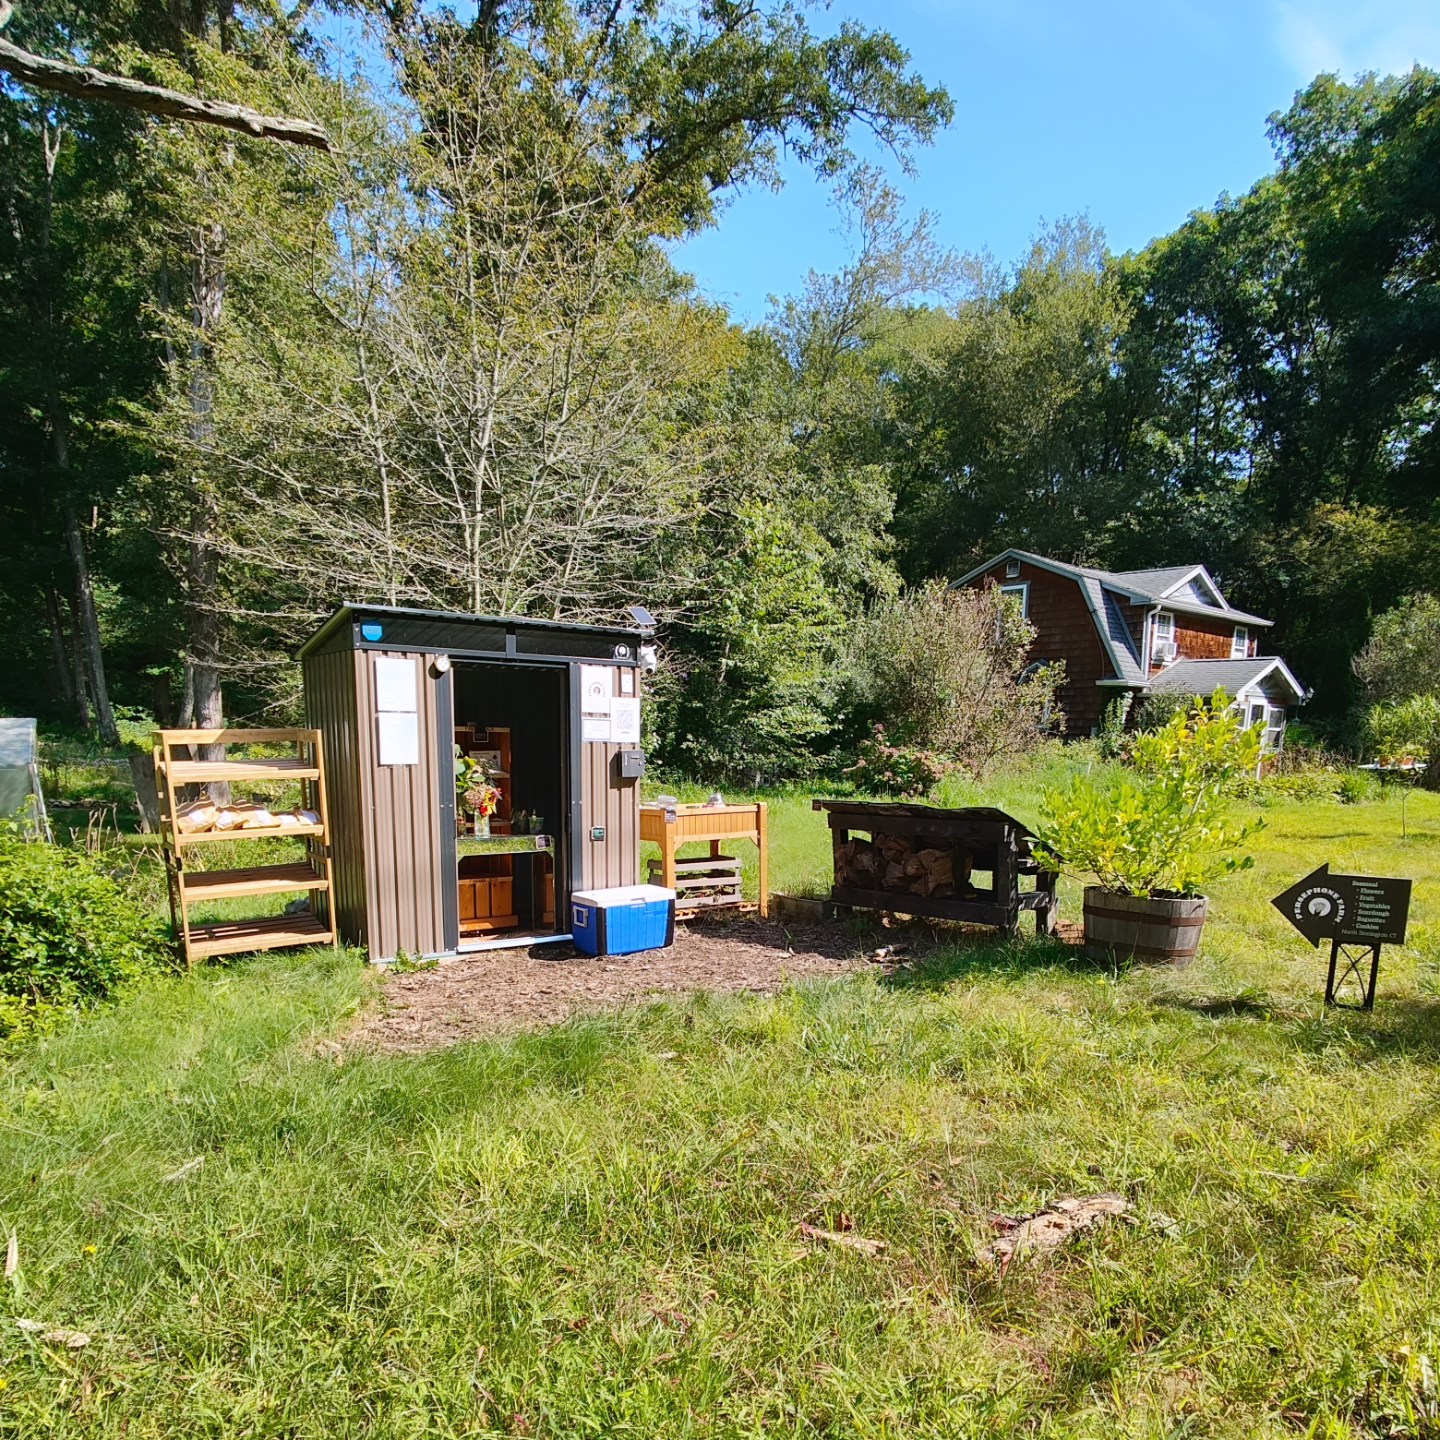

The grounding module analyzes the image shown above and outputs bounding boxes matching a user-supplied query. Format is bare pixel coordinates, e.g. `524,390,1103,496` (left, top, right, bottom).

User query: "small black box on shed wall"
617,749,646,780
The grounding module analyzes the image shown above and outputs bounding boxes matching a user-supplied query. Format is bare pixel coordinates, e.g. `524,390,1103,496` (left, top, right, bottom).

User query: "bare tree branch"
0,11,332,152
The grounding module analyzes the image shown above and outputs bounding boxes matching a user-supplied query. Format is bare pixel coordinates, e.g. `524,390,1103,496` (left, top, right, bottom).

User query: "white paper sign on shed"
374,656,420,766
374,656,418,712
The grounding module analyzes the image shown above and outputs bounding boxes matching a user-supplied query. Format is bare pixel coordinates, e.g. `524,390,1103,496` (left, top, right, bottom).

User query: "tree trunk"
62,500,117,740
55,400,163,832
178,660,195,729
62,498,161,830
67,593,92,726
43,585,86,729
24,111,159,828
186,221,231,804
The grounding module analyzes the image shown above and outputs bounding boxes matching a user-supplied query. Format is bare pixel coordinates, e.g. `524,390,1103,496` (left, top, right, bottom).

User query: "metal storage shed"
299,604,648,964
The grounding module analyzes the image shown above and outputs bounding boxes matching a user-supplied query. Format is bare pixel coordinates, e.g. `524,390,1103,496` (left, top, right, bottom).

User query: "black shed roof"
298,604,646,662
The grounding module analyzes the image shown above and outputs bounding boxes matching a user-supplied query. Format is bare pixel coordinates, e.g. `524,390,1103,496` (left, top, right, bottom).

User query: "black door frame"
437,655,572,954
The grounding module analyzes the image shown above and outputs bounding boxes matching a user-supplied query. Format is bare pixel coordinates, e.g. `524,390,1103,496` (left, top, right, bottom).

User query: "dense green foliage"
845,582,1064,780
2,5,1439,785
1366,695,1440,768
0,834,167,1038
1036,693,1264,897
1354,593,1440,781
1355,593,1440,704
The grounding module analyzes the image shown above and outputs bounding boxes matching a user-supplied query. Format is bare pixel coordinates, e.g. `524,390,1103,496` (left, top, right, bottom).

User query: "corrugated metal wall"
579,664,641,891
353,649,447,961
306,636,640,959
303,648,366,945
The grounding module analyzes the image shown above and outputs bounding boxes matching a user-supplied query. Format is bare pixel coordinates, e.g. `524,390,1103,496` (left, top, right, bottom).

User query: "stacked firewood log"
832,832,972,899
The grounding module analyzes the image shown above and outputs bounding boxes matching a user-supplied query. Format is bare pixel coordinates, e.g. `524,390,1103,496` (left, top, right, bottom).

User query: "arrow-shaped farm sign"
1272,863,1412,947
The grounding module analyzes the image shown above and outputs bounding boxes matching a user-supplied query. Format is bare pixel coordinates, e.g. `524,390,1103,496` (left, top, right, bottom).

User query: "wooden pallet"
648,853,743,907
154,728,337,966
676,902,761,921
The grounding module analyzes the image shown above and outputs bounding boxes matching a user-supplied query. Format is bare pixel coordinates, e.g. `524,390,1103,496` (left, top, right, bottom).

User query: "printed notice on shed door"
374,655,420,765
580,664,612,742
609,697,640,744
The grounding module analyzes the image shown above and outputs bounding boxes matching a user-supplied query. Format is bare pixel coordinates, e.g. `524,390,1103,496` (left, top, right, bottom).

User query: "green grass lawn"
3,770,1439,1436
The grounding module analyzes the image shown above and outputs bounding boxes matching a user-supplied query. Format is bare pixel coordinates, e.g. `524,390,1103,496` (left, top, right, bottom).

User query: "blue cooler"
571,884,676,956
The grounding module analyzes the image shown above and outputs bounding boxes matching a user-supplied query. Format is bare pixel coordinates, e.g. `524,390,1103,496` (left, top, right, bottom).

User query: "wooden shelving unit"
154,728,336,966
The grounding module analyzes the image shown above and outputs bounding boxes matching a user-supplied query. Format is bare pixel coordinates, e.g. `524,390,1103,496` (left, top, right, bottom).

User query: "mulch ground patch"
350,914,968,1051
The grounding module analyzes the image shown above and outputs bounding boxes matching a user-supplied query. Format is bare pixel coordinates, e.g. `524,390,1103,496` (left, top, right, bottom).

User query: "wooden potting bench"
641,801,768,918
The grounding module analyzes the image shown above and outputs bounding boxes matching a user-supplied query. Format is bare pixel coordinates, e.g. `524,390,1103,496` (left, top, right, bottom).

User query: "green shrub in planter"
1035,691,1263,898
0,834,168,1038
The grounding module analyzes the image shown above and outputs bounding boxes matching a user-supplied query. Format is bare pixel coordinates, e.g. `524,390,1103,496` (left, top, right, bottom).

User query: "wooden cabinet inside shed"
457,726,515,933
454,725,557,936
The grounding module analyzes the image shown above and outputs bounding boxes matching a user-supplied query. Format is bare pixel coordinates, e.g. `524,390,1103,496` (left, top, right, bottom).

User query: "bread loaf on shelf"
175,800,216,833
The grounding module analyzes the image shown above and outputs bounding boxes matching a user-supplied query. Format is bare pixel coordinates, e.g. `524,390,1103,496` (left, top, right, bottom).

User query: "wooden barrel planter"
1082,887,1208,966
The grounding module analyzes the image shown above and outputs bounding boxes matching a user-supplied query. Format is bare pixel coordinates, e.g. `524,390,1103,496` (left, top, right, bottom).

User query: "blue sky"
671,0,1440,323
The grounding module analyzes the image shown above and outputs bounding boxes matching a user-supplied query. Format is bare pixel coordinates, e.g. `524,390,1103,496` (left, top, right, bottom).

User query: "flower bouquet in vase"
463,777,503,837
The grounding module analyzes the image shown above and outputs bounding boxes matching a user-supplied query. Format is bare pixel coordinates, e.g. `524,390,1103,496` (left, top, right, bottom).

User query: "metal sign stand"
1325,939,1381,1011
1273,863,1411,1011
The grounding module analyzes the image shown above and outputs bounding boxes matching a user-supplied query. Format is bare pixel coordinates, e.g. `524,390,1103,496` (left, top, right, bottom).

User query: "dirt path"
350,915,947,1051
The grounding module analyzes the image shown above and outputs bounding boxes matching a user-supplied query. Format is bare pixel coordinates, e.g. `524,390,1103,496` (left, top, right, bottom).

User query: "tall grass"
2,779,1437,1434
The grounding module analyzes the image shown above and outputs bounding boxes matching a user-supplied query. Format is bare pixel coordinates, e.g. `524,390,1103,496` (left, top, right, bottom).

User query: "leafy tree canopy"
373,0,954,235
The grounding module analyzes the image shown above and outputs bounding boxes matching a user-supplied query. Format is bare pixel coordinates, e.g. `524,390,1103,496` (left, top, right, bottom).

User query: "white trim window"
999,581,1029,619
1150,611,1176,665
1005,558,1022,579
1241,699,1286,751
1264,704,1286,752
1231,625,1250,658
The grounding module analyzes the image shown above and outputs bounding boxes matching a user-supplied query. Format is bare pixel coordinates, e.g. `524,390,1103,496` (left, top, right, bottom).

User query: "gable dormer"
1166,569,1227,610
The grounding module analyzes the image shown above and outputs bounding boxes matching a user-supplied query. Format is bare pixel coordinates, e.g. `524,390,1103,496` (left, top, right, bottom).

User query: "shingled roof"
951,547,1296,701
1143,657,1306,702
953,549,1273,627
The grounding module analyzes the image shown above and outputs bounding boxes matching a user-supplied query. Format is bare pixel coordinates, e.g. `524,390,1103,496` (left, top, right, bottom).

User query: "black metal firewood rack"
813,800,1059,937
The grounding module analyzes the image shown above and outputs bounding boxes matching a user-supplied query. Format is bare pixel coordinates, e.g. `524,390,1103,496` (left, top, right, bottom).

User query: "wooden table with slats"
640,802,768,918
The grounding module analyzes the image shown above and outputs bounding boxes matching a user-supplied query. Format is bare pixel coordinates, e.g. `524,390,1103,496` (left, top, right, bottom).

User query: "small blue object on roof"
360,622,384,641
571,884,675,956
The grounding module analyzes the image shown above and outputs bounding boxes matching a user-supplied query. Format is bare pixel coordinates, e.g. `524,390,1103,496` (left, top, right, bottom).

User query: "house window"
999,582,1029,619
1005,558,1022,579
1150,611,1176,664
1231,626,1250,658
1264,705,1286,752
1245,701,1266,730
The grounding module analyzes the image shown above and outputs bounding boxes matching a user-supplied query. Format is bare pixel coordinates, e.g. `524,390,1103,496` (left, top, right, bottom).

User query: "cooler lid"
571,884,676,906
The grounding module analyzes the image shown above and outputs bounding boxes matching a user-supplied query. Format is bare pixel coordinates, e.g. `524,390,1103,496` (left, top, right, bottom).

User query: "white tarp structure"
0,718,51,838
